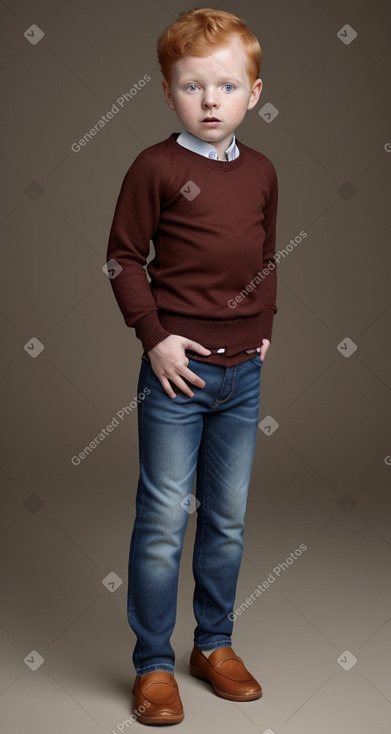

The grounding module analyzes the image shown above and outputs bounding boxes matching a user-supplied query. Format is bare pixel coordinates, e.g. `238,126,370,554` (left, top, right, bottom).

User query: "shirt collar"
176,129,239,161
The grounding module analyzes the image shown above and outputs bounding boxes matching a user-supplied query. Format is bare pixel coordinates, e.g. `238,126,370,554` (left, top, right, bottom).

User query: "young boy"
106,8,278,725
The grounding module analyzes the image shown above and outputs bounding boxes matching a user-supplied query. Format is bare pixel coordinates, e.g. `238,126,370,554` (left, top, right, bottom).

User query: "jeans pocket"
252,354,263,367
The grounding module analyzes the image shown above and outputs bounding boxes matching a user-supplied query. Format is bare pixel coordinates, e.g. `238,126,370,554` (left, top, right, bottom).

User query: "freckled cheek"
232,96,249,114
183,101,197,115
175,97,198,121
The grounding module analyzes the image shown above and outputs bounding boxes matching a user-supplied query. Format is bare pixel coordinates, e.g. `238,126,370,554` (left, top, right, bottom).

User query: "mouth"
201,117,222,127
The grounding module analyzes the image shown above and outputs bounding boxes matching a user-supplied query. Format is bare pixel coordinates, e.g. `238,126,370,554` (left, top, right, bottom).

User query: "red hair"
157,8,262,87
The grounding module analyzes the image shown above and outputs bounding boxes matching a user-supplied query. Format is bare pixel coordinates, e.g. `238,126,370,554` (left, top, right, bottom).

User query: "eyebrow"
179,77,239,85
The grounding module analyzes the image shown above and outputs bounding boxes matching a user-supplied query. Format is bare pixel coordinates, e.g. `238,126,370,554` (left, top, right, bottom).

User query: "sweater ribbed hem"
157,311,266,356
136,309,277,366
134,308,276,366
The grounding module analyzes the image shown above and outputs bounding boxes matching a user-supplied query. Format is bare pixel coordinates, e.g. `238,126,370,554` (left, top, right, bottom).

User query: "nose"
202,87,219,110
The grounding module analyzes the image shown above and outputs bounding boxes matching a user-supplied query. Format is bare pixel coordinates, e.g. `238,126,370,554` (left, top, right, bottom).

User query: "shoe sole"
189,665,262,702
132,683,184,724
134,711,184,725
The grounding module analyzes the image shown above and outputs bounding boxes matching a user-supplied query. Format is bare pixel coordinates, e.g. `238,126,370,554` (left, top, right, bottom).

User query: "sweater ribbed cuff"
261,308,276,343
134,312,172,353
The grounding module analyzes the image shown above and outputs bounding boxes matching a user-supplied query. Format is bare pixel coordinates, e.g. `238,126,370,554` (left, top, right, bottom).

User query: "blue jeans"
128,354,263,675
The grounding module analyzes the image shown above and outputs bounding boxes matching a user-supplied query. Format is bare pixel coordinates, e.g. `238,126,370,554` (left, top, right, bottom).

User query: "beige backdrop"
1,1,390,732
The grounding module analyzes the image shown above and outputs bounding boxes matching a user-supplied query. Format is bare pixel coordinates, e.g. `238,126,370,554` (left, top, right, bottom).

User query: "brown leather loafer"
189,646,262,701
132,671,184,724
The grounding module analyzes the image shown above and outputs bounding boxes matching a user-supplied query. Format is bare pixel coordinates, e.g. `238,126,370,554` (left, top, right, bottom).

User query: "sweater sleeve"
260,162,279,342
106,153,172,352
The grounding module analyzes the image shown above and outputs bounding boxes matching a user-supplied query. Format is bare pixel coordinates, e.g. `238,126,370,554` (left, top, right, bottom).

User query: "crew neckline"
169,132,243,171
176,128,239,161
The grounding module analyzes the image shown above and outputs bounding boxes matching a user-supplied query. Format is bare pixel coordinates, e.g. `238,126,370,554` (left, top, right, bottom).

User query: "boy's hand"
147,335,211,399
259,339,270,362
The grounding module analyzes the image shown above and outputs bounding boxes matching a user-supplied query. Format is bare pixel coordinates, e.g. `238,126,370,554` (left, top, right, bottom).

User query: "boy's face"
162,35,262,159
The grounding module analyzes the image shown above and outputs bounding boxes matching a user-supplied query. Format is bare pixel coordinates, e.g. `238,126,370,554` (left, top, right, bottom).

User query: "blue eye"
223,83,235,92
186,84,198,92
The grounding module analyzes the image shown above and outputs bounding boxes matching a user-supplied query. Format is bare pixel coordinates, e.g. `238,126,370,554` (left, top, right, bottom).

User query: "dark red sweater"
107,132,278,367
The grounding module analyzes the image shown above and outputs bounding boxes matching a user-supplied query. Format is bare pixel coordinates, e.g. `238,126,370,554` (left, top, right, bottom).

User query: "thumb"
184,339,211,355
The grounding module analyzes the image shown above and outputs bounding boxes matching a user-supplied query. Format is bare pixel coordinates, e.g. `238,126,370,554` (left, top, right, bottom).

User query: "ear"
247,78,263,110
162,80,176,111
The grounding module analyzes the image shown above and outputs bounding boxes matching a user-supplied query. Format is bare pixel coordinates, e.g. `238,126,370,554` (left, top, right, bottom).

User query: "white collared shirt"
176,129,240,161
